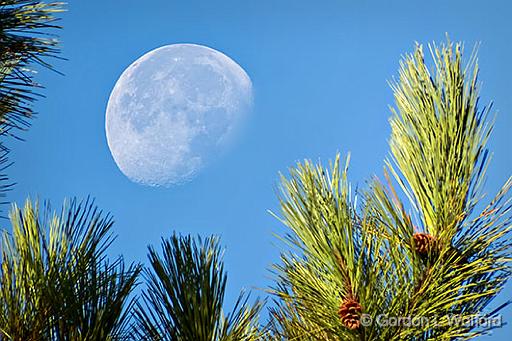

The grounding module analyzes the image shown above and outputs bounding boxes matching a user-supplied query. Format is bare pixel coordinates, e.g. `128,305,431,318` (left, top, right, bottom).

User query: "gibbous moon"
105,44,253,186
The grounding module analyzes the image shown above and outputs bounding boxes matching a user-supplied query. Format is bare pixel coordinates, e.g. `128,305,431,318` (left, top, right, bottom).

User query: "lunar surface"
105,44,253,186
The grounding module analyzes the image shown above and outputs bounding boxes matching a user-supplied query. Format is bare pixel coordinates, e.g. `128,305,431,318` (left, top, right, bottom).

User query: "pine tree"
0,199,141,340
0,1,63,210
132,233,263,341
0,3,142,340
268,40,512,340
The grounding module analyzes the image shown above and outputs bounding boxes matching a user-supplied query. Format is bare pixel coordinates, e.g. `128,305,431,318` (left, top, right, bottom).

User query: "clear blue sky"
7,0,512,338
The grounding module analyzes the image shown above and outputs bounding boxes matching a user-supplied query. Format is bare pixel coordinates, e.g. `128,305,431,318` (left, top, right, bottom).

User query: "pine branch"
269,39,512,341
132,233,263,341
0,198,141,340
0,1,63,213
268,155,413,340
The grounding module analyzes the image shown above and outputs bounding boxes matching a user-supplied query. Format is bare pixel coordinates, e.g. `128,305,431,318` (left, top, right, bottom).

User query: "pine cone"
338,298,362,330
413,232,437,256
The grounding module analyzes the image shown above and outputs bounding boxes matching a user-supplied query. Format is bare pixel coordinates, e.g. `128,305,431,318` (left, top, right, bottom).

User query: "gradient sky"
7,1,512,339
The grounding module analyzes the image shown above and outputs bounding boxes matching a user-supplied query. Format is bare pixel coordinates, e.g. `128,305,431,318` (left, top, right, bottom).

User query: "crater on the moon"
105,44,253,186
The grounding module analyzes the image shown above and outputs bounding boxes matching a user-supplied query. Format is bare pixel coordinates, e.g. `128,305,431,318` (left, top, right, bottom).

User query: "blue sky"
7,0,512,338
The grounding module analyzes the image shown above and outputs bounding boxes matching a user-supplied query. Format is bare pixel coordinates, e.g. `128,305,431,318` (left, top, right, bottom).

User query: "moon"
105,44,253,186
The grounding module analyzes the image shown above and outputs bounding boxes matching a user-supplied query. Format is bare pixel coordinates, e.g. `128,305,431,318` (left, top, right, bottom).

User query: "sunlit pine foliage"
268,40,512,340
0,198,141,340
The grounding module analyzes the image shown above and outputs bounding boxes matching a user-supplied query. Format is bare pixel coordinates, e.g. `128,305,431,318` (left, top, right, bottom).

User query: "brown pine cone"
338,298,362,330
413,232,437,256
